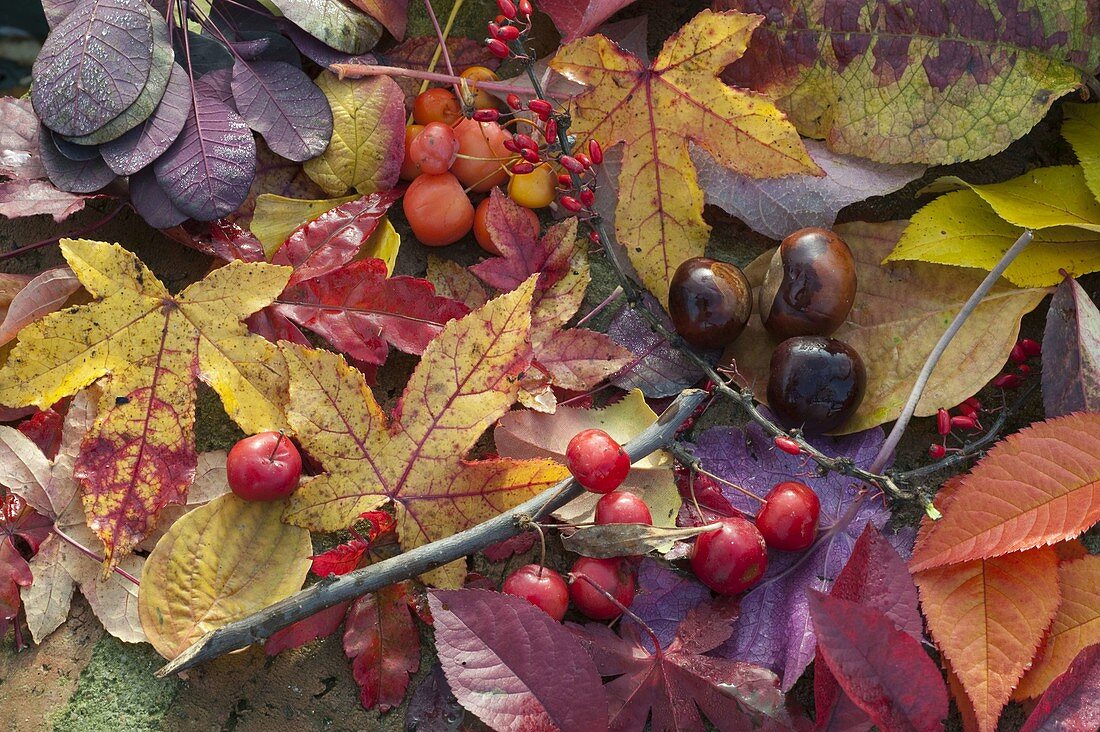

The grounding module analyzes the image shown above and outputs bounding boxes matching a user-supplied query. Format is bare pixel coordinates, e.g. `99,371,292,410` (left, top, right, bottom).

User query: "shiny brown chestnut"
668,257,752,350
759,227,856,340
766,336,866,434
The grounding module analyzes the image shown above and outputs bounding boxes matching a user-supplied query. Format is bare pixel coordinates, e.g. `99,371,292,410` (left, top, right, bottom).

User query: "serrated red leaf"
272,190,402,286
17,408,65,461
573,597,789,731
311,539,369,577
265,601,350,656
808,591,947,732
1020,643,1100,732
470,194,568,292
0,494,52,635
430,588,608,731
480,531,536,562
344,582,420,712
1042,275,1100,417
910,413,1100,572
275,258,469,365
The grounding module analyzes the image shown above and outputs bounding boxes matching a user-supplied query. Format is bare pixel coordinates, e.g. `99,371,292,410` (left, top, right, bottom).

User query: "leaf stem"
330,63,568,99
52,527,140,585
868,230,1033,475
0,204,125,261
421,0,461,100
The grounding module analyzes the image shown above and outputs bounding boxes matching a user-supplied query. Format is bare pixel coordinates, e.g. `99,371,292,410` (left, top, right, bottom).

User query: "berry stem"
268,430,285,462
869,229,1033,475
575,286,623,327
668,443,765,506
572,573,662,653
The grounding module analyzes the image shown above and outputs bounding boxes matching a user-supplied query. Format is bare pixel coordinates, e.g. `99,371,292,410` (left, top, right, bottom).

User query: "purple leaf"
1042,275,1100,417
42,0,82,27
0,98,46,180
1021,643,1100,732
622,558,710,652
692,140,924,241
608,293,711,397
129,166,188,229
193,69,236,109
236,32,302,66
32,0,158,138
38,126,115,194
264,600,349,655
101,63,192,176
537,0,641,43
183,32,234,77
154,94,257,221
406,662,467,732
270,0,383,55
231,60,333,162
281,21,377,68
49,132,99,161
0,179,93,222
691,422,910,690
430,588,608,731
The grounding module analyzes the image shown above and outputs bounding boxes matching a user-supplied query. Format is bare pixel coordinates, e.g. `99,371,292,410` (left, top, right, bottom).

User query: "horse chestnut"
767,336,866,433
759,227,856,340
668,257,752,350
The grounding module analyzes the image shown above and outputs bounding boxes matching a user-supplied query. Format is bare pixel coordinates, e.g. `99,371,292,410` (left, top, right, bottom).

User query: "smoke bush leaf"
231,60,333,162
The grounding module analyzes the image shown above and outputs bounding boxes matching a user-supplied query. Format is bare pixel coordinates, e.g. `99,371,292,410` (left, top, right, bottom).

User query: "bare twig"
868,230,1033,473
156,389,707,677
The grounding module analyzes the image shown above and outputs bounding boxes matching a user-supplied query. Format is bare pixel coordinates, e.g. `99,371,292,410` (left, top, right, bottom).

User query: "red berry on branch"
544,118,557,141
559,155,584,173
956,403,978,418
528,99,553,118
502,564,569,621
690,517,767,595
486,38,510,58
566,429,630,494
774,436,802,455
515,133,538,151
963,396,983,412
950,415,978,431
519,0,533,15
473,109,500,122
928,443,947,459
595,491,652,525
502,138,520,153
506,93,521,110
498,24,521,41
579,189,595,207
570,557,636,620
497,0,517,20
488,22,502,39
557,173,572,187
1019,338,1042,357
1009,343,1027,364
936,408,951,436
588,139,603,164
520,148,541,164
574,152,592,168
510,161,535,174
588,230,601,244
755,481,820,551
1018,363,1032,377
993,373,1022,389
560,195,583,212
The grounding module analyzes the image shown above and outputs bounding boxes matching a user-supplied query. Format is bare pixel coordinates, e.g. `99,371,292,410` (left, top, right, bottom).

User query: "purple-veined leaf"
38,126,115,194
344,583,420,711
49,132,99,161
0,180,93,222
407,662,467,732
42,0,82,27
232,32,301,66
430,588,608,731
129,166,189,229
101,62,192,176
231,60,333,162
692,140,924,241
0,98,46,181
182,32,234,77
623,558,711,652
537,0,640,43
1020,643,1100,732
272,190,401,285
31,0,156,138
0,267,81,346
269,0,383,55
608,293,712,397
193,68,236,108
154,93,257,221
690,421,912,690
1043,275,1100,417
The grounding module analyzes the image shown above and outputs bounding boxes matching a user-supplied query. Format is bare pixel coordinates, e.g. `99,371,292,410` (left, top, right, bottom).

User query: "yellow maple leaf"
551,9,819,304
0,239,291,571
282,277,569,587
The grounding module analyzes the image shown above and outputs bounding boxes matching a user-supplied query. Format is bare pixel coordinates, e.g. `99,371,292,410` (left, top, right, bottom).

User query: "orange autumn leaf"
914,548,1061,732
1015,554,1100,699
550,9,819,305
281,278,569,587
909,413,1100,572
0,240,290,572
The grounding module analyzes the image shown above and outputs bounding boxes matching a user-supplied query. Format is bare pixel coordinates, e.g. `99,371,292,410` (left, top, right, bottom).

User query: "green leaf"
251,193,358,258
889,189,1100,287
955,166,1100,232
1062,103,1100,202
718,0,1100,164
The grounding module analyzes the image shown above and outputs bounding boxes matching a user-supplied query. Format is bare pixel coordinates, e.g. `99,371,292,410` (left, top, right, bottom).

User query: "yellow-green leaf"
251,193,358,259
358,216,400,275
954,166,1100,232
281,278,569,587
889,188,1100,287
138,493,312,660
724,221,1047,433
303,72,405,197
550,9,818,306
0,239,291,569
1062,103,1100,202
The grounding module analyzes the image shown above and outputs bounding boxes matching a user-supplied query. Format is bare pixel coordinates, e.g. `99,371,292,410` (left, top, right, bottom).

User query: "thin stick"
331,63,568,99
1,204,125,261
156,389,706,677
422,0,461,99
868,230,1033,474
53,528,140,585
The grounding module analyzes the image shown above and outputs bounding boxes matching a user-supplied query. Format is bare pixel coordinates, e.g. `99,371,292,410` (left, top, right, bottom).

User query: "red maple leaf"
572,597,793,731
0,493,51,641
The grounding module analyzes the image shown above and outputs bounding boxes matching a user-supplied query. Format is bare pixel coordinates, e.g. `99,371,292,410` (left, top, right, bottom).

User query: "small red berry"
950,415,978,431
528,99,553,118
574,153,592,168
588,230,601,244
1017,364,1032,377
928,443,947,459
227,432,302,501
956,403,978,418
544,118,557,141
497,0,517,19
486,38,510,58
515,133,538,151
518,0,533,15
502,138,520,153
579,189,595,207
473,109,500,122
559,155,584,173
560,195,583,212
595,491,652,525
1009,343,1028,364
755,481,820,552
994,373,1022,389
936,408,951,436
566,428,630,494
520,148,541,164
502,564,569,621
963,397,983,412
774,436,802,455
570,557,636,620
506,93,521,110
498,25,521,41
487,21,502,39
1019,338,1042,357
690,517,768,595
588,139,603,164
510,160,535,174
557,173,572,187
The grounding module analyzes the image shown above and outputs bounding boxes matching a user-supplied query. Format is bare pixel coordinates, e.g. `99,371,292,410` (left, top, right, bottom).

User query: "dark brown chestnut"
668,257,752,350
759,227,856,340
766,336,866,434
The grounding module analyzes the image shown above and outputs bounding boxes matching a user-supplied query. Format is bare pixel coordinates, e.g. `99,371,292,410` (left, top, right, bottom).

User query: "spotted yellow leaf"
0,239,290,571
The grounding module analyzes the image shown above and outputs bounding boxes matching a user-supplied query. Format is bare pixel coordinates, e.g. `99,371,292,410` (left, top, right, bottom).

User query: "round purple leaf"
101,62,192,176
50,132,100,162
154,94,257,221
39,126,115,194
129,166,188,229
231,60,333,162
